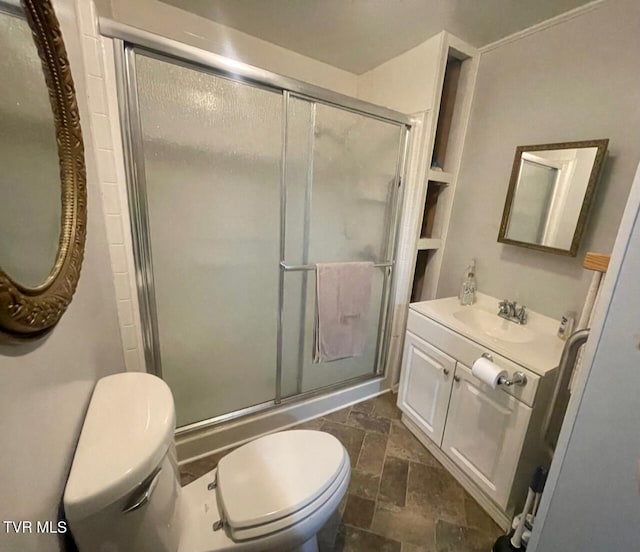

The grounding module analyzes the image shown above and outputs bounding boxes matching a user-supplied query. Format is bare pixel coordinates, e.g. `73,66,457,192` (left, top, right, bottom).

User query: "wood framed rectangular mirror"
498,139,608,256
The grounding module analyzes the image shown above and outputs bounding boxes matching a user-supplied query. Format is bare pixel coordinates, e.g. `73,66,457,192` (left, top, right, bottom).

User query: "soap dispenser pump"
459,258,477,306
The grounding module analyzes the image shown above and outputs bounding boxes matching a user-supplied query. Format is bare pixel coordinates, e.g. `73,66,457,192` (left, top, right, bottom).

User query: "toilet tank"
64,373,183,552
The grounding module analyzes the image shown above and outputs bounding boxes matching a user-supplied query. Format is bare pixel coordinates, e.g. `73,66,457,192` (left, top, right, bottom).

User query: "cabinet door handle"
453,375,461,383
443,368,450,376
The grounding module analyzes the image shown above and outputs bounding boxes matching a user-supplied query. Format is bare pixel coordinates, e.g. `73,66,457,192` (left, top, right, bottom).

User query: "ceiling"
160,0,594,74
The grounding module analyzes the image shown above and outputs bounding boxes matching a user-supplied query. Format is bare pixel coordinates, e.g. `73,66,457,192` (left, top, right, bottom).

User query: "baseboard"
402,414,511,531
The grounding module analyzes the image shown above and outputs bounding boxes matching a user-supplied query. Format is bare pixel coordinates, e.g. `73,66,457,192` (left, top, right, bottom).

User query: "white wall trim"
76,0,146,372
385,109,432,387
480,0,609,53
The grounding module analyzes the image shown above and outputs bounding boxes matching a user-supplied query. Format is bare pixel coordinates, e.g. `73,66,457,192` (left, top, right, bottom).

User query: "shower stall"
114,33,412,431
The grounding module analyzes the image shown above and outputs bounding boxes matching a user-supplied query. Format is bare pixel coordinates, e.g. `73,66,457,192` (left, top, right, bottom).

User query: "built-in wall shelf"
427,169,454,183
417,238,442,250
419,180,448,241
411,249,434,302
410,34,479,304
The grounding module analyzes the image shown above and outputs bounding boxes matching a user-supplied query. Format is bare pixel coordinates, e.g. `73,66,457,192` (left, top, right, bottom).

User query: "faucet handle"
517,305,527,324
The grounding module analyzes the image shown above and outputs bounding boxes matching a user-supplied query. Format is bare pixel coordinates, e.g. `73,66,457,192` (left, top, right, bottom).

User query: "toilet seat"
227,453,349,541
215,430,348,541
178,429,350,552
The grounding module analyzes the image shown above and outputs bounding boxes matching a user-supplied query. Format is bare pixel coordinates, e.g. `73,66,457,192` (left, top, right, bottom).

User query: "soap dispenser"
459,258,477,306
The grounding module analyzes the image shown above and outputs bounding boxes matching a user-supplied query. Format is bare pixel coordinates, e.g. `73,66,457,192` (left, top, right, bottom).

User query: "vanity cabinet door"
441,362,532,508
398,332,455,446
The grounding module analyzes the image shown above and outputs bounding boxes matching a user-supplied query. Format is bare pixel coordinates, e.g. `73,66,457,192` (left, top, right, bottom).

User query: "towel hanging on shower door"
313,262,374,363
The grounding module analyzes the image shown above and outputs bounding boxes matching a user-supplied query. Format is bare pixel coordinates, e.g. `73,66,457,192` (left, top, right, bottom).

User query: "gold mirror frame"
498,139,608,257
0,0,86,339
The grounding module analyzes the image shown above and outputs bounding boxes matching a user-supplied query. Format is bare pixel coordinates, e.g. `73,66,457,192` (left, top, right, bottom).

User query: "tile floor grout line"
352,430,366,469
366,431,388,539
404,461,411,511
376,415,393,507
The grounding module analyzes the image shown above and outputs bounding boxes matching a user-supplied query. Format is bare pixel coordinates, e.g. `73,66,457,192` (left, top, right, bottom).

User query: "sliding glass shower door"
121,46,409,429
281,97,404,397
133,54,282,426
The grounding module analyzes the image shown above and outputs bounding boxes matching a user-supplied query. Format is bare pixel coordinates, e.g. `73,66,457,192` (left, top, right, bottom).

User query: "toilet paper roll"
471,357,508,389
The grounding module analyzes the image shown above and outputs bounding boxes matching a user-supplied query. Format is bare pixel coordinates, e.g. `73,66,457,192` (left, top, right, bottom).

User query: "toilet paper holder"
481,353,528,387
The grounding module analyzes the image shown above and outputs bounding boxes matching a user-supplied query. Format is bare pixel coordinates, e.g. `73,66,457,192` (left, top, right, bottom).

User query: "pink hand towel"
313,262,374,363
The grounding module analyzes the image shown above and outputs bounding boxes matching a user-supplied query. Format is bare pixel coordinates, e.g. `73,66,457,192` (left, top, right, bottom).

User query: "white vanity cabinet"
399,332,455,446
397,300,559,529
441,362,532,508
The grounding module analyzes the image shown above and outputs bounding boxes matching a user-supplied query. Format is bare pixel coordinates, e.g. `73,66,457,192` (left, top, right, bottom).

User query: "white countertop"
410,293,565,376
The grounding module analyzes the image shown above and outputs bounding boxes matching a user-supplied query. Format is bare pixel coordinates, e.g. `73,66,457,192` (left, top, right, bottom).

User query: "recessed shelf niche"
420,181,448,239
411,250,434,302
431,57,462,173
410,36,479,304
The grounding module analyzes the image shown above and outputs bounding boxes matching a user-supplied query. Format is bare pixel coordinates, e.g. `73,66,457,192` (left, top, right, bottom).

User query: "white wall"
438,0,640,319
0,1,125,551
529,164,640,550
357,33,443,113
99,0,358,96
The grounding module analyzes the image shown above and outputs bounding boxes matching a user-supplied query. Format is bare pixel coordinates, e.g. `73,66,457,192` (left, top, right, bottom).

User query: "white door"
398,332,455,446
441,362,532,508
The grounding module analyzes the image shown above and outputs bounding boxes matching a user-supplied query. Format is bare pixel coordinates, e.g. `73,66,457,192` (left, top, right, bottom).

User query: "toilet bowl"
63,373,350,552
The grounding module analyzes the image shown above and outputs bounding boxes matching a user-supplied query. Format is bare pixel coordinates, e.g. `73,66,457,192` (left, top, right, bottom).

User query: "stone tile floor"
180,392,502,552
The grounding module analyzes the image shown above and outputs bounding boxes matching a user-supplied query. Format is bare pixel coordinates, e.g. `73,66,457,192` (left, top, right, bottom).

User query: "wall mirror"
498,139,608,256
0,0,86,339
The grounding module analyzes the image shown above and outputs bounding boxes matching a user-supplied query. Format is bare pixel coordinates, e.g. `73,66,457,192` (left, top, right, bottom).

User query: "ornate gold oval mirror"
0,0,86,339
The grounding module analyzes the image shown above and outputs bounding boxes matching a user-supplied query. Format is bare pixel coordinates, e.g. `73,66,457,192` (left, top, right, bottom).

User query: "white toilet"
64,373,350,552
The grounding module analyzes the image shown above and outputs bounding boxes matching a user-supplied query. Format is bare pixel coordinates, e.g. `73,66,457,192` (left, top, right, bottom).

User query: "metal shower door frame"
112,33,412,432
277,93,409,401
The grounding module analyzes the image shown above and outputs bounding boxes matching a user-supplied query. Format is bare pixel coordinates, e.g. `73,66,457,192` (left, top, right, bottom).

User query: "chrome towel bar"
280,261,394,272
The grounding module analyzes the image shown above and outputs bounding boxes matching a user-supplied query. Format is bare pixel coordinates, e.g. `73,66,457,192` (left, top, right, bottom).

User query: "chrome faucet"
498,300,527,325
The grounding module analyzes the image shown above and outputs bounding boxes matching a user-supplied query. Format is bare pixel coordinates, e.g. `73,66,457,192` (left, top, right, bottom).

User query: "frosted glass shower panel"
286,98,404,262
282,98,405,395
135,54,282,427
281,269,385,396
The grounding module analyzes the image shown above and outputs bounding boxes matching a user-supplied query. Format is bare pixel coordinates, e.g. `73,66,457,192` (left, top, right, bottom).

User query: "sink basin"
410,294,565,375
453,308,536,344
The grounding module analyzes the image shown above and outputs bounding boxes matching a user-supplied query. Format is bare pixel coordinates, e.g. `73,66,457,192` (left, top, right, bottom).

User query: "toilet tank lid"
64,373,175,521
